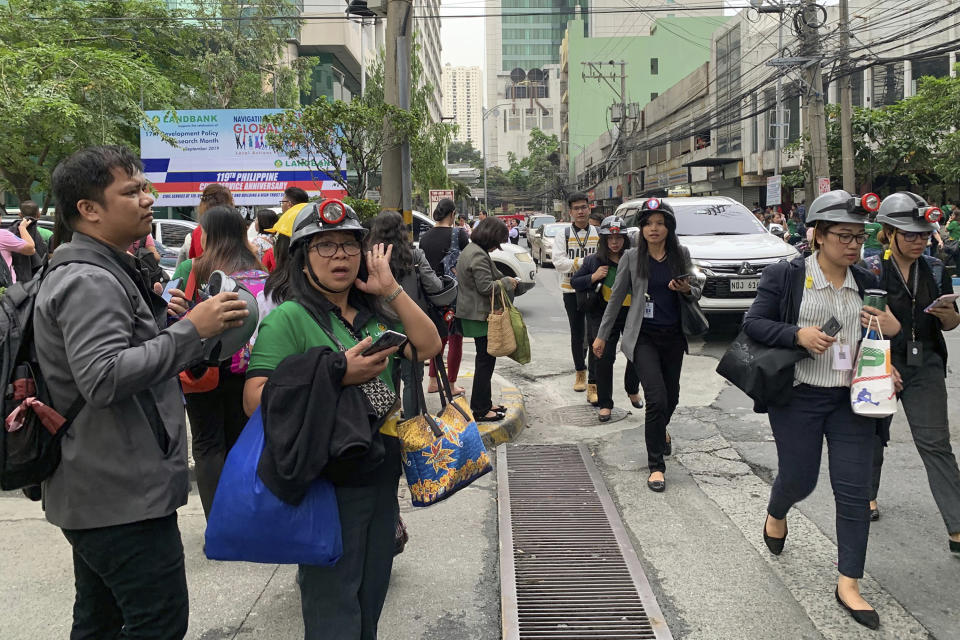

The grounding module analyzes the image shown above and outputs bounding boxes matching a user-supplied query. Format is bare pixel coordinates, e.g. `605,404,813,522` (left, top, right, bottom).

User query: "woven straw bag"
485,283,516,357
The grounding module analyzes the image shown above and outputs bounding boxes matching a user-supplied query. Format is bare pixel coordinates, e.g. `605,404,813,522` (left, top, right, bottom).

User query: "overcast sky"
439,4,486,69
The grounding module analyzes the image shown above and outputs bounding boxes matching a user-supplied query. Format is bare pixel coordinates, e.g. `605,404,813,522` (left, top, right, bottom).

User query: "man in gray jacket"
37,146,249,639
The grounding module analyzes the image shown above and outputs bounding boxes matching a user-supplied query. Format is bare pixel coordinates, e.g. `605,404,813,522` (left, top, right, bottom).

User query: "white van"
616,197,799,314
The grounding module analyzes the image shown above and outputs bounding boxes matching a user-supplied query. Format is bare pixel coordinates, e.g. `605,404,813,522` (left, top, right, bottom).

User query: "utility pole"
798,0,830,205
581,60,630,195
774,6,784,177
838,0,856,191
382,0,413,228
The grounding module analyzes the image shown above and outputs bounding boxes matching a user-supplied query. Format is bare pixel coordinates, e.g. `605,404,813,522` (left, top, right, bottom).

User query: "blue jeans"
767,385,875,578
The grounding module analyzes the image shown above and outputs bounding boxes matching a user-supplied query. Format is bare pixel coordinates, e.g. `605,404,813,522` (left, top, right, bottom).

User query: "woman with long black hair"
366,210,444,418
572,216,641,422
171,205,268,519
743,190,901,629
243,202,440,639
592,199,699,492
865,192,960,553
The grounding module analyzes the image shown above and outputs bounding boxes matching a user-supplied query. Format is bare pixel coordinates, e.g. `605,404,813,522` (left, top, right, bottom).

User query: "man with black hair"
552,192,600,396
36,145,250,639
282,186,309,213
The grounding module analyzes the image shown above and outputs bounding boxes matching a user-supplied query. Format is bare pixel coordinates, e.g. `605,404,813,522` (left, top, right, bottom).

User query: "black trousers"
184,370,248,519
588,308,640,410
298,449,402,640
767,385,875,579
631,327,685,473
61,513,189,640
563,293,595,379
871,352,960,533
471,335,498,416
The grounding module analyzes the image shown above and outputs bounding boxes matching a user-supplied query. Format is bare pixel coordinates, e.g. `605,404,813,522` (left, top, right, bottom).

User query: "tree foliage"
484,128,564,210
447,140,483,167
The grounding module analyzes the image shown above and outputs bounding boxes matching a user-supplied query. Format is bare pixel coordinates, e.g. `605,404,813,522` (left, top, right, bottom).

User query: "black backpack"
0,245,139,492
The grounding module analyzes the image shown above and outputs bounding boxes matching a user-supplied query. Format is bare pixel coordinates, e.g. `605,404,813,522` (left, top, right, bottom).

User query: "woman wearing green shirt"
242,201,441,640
571,216,643,422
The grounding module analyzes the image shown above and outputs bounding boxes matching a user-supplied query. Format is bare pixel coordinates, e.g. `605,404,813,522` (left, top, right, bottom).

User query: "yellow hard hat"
267,202,308,237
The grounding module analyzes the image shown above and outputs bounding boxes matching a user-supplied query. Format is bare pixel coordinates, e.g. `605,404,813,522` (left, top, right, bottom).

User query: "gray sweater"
596,245,701,360
35,234,203,529
454,243,515,321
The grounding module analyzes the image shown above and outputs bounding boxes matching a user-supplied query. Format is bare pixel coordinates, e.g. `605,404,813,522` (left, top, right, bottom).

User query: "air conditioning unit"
365,0,388,16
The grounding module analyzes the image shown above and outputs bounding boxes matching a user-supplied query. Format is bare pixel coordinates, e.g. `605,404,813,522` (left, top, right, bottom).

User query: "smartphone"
161,277,183,303
820,316,842,338
672,273,690,281
362,330,407,357
923,293,960,313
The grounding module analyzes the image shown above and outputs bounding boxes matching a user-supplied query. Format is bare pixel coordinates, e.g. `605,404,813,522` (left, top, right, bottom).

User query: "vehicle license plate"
730,278,760,292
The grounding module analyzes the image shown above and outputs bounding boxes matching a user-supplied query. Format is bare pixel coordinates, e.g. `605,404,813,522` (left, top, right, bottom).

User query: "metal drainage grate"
498,444,672,640
543,405,631,427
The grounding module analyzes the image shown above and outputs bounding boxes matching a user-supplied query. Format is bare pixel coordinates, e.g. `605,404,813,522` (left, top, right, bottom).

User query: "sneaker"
587,384,599,405
574,370,587,392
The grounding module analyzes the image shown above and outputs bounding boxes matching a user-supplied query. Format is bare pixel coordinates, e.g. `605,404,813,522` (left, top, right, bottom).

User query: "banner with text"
140,109,347,207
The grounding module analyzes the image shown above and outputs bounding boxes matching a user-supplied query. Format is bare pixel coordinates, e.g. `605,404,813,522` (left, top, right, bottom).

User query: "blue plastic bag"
204,407,342,565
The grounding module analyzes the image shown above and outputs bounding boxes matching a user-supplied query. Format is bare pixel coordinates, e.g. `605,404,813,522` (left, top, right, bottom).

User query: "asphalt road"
503,259,960,639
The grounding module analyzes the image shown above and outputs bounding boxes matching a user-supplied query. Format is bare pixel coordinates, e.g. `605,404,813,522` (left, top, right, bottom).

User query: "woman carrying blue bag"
240,201,441,640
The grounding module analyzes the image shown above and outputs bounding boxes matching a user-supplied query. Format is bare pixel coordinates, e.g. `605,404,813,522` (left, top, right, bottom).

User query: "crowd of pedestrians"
6,142,959,637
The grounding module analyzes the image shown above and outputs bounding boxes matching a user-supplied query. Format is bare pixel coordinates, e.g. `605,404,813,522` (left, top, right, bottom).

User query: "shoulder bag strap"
296,298,347,351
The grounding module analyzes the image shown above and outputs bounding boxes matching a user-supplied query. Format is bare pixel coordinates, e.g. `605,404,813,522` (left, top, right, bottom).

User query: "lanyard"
569,225,589,255
891,259,919,341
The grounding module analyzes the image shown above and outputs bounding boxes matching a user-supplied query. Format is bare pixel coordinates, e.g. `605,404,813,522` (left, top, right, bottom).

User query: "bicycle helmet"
200,270,259,364
267,202,308,238
289,199,367,248
806,190,879,225
876,192,942,233
599,216,625,235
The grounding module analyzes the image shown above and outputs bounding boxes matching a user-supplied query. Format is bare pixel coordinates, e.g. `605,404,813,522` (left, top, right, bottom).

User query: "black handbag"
679,295,709,336
716,331,809,410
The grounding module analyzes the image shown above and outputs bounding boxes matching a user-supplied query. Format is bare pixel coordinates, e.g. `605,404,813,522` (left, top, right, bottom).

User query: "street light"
481,106,501,214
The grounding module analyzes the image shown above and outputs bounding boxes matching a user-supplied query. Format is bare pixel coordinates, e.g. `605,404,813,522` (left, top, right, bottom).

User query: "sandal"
478,409,507,422
451,385,466,396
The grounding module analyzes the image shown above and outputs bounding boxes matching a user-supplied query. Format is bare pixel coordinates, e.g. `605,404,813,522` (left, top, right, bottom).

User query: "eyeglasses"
827,231,869,245
310,240,363,257
281,199,292,205
899,231,932,243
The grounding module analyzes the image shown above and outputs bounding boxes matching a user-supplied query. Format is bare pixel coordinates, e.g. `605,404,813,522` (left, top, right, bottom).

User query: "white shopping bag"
850,316,897,417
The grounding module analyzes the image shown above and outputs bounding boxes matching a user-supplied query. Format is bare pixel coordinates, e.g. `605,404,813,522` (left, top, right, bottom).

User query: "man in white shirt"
552,193,601,394
472,209,487,230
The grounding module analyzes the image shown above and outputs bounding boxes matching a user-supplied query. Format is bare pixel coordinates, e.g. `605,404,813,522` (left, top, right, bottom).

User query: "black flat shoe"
835,587,880,630
664,435,673,457
630,396,644,409
950,538,960,554
763,516,787,556
598,411,612,423
647,477,665,493
870,506,880,522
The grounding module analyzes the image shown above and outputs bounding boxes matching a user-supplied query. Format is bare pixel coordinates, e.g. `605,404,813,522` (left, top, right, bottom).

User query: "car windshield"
531,216,556,229
542,224,565,237
670,202,767,236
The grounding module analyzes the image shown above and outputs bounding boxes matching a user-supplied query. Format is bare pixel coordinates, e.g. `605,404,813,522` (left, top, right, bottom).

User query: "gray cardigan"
35,234,203,529
454,243,514,321
596,245,701,360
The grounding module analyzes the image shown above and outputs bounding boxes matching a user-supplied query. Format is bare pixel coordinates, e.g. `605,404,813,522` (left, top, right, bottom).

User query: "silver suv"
617,197,799,314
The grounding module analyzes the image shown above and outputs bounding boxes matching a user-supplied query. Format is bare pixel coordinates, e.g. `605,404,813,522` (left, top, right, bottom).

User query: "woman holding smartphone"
592,199,700,492
742,190,900,630
243,201,441,640
865,192,960,555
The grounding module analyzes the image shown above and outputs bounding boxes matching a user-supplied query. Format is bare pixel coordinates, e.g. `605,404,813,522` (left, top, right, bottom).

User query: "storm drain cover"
498,444,672,639
543,404,631,427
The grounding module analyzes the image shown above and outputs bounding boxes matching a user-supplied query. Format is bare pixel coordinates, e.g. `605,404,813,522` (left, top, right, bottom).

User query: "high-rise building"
443,65,484,147
415,0,444,122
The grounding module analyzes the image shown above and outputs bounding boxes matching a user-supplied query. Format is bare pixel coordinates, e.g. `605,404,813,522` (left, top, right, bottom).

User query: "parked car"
152,218,197,250
412,211,537,295
617,197,799,314
525,214,556,238
528,222,567,267
1,215,55,237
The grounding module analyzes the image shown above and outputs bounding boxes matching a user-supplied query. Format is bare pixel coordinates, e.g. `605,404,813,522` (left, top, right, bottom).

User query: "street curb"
479,385,526,449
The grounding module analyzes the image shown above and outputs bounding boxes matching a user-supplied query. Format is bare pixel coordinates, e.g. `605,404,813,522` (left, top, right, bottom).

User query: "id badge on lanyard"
643,293,654,319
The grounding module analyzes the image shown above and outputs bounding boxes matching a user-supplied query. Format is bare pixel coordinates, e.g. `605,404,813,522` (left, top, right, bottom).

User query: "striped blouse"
794,253,864,388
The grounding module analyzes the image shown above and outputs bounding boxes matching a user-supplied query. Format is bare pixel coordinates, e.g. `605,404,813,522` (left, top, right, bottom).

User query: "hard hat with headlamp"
638,197,677,230
289,199,367,249
806,189,879,225
876,192,942,233
267,202,308,238
599,216,625,235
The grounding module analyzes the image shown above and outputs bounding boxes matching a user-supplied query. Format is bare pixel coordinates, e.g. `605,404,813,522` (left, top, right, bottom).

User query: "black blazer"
742,255,880,349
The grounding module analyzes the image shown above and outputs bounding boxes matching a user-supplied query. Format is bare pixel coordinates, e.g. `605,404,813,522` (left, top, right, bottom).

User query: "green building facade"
563,15,730,176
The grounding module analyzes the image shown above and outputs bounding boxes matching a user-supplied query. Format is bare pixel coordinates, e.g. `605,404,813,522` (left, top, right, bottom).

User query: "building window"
650,92,658,101
716,25,742,155
871,62,904,107
651,58,659,75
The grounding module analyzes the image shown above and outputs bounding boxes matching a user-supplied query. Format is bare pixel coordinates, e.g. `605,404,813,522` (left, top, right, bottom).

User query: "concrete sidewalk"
0,370,524,640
